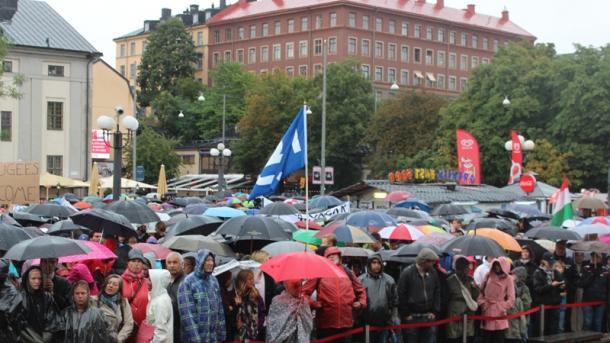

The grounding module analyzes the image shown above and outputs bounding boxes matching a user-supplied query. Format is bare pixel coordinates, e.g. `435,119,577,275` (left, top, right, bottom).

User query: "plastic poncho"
0,259,25,342
265,290,313,343
146,269,174,343
20,266,63,340
61,302,113,343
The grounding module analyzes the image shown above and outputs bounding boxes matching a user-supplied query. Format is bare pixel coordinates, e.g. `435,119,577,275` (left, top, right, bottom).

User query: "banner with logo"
274,201,351,223
456,129,481,185
508,130,522,184
91,129,110,159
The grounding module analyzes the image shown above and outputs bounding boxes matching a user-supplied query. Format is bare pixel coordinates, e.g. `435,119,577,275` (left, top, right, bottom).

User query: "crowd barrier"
227,300,606,343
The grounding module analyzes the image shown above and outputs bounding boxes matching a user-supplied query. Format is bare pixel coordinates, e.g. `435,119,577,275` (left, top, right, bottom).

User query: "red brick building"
207,0,534,97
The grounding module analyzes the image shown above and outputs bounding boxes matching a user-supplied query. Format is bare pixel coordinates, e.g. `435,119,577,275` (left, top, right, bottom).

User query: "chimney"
161,8,171,20
501,9,509,22
220,0,227,8
465,4,475,17
191,4,199,24
190,4,199,13
435,0,444,9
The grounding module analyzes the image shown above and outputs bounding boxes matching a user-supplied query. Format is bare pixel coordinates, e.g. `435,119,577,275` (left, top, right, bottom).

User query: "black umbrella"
393,242,442,257
25,203,76,218
268,195,287,202
21,226,46,237
442,235,506,257
260,202,299,216
487,208,521,220
0,213,21,227
430,204,469,217
63,193,80,203
386,208,429,219
4,236,91,260
524,226,582,241
166,213,188,226
215,216,291,253
105,200,160,224
166,215,223,236
171,197,204,207
516,239,547,262
466,218,518,236
71,208,136,237
309,195,343,210
47,219,91,236
269,218,298,234
0,224,36,250
12,212,49,226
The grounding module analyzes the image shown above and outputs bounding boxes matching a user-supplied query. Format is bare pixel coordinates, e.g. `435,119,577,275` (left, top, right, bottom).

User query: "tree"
136,18,197,107
125,126,181,184
525,139,580,187
0,35,23,99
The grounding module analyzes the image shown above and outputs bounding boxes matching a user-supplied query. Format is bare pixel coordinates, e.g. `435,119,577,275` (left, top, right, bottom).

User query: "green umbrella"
292,230,322,246
83,195,102,202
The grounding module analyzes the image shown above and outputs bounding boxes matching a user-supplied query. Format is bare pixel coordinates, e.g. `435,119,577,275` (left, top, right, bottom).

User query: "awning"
426,73,436,82
99,177,157,189
40,172,89,188
414,71,424,79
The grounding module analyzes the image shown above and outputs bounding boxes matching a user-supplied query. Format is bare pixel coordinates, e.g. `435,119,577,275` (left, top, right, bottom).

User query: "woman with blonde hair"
234,269,266,341
91,274,134,342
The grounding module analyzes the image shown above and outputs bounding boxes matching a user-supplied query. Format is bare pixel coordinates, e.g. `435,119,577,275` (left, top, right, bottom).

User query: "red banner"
456,129,481,185
508,130,522,184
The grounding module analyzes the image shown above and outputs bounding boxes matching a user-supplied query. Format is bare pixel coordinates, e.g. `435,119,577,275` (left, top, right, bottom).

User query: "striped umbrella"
416,224,446,235
378,224,424,241
315,220,375,244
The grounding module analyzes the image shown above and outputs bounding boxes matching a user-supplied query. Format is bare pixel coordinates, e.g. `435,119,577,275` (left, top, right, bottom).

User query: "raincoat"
91,293,134,342
477,257,515,331
146,269,173,343
67,263,99,296
121,267,150,325
61,300,112,343
0,259,25,342
506,266,532,340
20,266,63,342
177,249,226,343
266,290,313,343
358,254,398,326
446,256,479,339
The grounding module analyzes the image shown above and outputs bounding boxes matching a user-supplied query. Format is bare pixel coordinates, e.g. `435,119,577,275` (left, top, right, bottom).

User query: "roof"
114,27,146,40
207,0,534,38
502,181,559,199
0,0,99,54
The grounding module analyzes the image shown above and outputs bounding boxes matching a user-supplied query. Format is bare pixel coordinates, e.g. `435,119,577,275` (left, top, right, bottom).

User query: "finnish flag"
248,107,306,199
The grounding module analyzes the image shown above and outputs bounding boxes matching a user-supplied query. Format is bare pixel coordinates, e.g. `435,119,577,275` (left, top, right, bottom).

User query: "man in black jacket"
565,251,585,332
513,245,537,291
398,248,441,343
531,252,563,336
40,258,71,310
166,251,186,342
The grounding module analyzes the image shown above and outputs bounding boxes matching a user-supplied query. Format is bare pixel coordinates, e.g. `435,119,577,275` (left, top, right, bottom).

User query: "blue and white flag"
249,107,306,199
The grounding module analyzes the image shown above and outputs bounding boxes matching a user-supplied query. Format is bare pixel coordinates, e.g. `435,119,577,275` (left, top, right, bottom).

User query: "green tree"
125,126,181,184
0,35,23,99
525,139,580,187
136,18,197,107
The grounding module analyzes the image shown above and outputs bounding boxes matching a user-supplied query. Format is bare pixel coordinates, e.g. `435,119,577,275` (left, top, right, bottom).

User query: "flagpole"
303,102,309,231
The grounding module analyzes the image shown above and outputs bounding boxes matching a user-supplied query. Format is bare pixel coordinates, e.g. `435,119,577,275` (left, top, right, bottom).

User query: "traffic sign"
135,165,145,182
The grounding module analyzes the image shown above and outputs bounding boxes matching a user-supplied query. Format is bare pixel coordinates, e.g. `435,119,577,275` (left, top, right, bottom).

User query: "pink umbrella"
385,191,412,203
33,240,116,265
378,224,423,241
599,234,610,246
132,243,172,260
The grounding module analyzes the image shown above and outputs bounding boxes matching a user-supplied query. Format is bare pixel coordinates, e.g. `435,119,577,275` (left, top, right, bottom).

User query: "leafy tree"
125,126,181,184
0,35,23,99
136,18,197,107
525,139,580,187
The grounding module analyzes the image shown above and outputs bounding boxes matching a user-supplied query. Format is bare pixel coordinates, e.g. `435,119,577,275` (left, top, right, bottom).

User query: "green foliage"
526,139,580,188
0,35,23,99
137,18,197,107
125,126,181,184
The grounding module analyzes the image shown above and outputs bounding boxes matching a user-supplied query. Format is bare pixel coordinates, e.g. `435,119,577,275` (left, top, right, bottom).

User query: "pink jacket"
477,257,515,331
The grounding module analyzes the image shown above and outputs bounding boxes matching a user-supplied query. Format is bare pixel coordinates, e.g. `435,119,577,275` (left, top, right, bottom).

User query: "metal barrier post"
462,314,468,343
365,325,370,343
540,304,545,336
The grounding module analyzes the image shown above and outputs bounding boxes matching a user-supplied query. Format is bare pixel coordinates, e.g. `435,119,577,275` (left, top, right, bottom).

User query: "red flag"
508,130,522,184
456,129,481,185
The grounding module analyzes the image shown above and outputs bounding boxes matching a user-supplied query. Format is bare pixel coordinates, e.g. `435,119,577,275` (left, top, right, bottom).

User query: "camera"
114,106,124,115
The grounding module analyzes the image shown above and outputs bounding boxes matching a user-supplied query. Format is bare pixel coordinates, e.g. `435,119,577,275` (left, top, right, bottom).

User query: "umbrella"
516,239,548,260
315,221,375,244
535,239,556,253
103,193,129,202
504,204,547,218
393,242,442,257
469,228,522,252
0,213,21,226
184,203,212,215
466,218,518,236
70,208,136,237
270,218,298,234
394,199,431,212
214,216,291,243
269,195,287,202
569,224,610,237
132,243,172,260
11,212,49,226
309,195,343,210
597,234,610,246
52,240,116,264
46,219,90,236
262,241,313,256
166,213,188,226
579,216,610,226
339,247,373,258
89,162,100,196
378,224,424,241
415,232,454,246
442,235,506,257
161,235,235,256
171,197,204,208
204,207,246,219
295,220,323,230
73,201,92,210
21,227,46,237
166,215,223,236
212,259,261,277
346,211,396,232
157,164,168,197
26,203,76,218
292,230,322,246
83,195,102,202
416,225,446,235
105,200,160,224
260,202,300,216
487,208,521,220
260,252,349,282
284,198,303,205
386,208,429,219
385,191,412,203
568,240,610,254
63,193,79,203
4,236,91,260
430,204,469,217
524,226,582,241
574,197,608,210
0,224,36,250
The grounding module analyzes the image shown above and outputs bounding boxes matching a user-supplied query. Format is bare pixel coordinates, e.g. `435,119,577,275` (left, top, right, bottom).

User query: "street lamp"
97,106,139,202
505,135,535,165
502,96,511,106
198,93,205,102
178,110,184,118
56,183,61,197
210,143,231,192
390,82,400,91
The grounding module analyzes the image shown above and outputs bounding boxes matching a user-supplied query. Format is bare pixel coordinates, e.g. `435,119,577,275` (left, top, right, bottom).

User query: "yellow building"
91,59,135,131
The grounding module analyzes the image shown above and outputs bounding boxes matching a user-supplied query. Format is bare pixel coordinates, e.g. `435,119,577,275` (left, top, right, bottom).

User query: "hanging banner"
508,130,522,184
91,129,110,159
456,129,481,185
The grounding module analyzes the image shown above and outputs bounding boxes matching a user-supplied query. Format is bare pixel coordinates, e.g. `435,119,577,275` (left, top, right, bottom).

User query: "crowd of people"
0,220,609,343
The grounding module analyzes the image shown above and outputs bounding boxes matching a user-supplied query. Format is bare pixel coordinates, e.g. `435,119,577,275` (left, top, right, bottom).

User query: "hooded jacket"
358,254,398,326
477,257,515,331
0,259,25,342
121,265,150,325
68,264,99,296
147,269,174,343
177,249,226,343
20,266,63,338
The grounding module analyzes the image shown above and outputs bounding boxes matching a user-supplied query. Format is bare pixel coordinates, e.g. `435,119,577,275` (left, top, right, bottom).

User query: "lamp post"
505,136,535,165
97,106,139,202
210,143,231,192
56,183,61,197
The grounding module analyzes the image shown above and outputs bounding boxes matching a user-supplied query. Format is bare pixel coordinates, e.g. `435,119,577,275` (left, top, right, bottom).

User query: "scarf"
99,292,120,312
122,269,144,283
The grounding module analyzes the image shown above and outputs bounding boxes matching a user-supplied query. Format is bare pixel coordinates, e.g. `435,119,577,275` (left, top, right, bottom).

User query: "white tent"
99,177,157,189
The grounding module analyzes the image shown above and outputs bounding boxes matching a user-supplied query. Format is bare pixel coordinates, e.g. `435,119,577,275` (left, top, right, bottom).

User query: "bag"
135,321,155,343
449,274,478,312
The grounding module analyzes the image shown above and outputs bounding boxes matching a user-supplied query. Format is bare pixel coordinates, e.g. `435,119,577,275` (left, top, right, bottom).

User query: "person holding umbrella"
121,249,150,329
20,265,62,342
40,258,72,310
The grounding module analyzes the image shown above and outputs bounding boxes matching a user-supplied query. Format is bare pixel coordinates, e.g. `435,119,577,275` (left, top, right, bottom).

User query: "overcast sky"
44,0,608,67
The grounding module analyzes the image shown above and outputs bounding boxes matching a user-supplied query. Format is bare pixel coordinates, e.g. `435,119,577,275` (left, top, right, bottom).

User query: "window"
47,101,63,130
2,61,12,73
425,49,433,65
286,66,294,76
362,16,369,30
120,44,125,57
348,37,357,55
314,39,322,55
197,32,204,46
119,65,125,76
328,37,337,54
426,73,435,88
288,19,295,33
275,21,281,34
213,52,220,66
426,26,433,40
299,41,308,57
389,20,396,34
400,70,409,85
238,27,245,40
261,46,269,62
47,156,62,176
330,12,337,27
448,76,457,90
460,54,468,70
437,51,445,67
262,23,269,37
237,49,244,63
493,39,499,52
460,78,468,91
375,17,382,32
248,48,256,64
142,42,148,53
482,37,489,50
437,74,445,89
225,29,232,41
388,68,396,83
461,32,467,46
286,42,294,59
449,31,456,44
224,51,232,61
413,71,422,86
181,155,195,165
471,56,479,69
482,58,490,64
361,64,370,79
250,25,257,38
315,15,322,29
388,44,396,60
301,17,308,31
48,65,64,77
437,29,445,42
449,53,456,69
375,41,383,58
299,65,308,76
414,48,421,63
273,44,281,60
472,35,478,49
196,53,203,69
129,63,136,79
314,64,323,74
362,39,370,56
400,46,409,62
414,24,421,38
1,111,11,141
348,13,356,27
401,21,408,36
130,42,136,55
375,66,383,81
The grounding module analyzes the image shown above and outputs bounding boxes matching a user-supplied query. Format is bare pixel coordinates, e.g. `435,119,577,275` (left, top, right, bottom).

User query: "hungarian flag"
550,176,573,226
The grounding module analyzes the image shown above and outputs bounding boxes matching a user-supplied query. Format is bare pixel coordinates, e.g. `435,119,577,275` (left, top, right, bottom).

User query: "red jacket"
121,270,150,325
303,266,367,329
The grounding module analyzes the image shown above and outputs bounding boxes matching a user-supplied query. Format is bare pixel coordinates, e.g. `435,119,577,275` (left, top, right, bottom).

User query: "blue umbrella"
204,206,247,219
309,195,343,210
184,203,212,215
246,209,260,216
394,199,431,212
346,211,396,232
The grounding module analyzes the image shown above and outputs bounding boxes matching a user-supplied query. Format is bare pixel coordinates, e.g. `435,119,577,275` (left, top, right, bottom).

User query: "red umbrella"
385,191,412,203
295,220,323,230
378,224,424,241
74,201,92,210
132,243,173,260
260,252,349,282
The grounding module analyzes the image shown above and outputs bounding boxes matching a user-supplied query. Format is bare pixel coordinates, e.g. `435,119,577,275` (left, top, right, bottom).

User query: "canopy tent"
40,172,88,188
98,176,157,189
